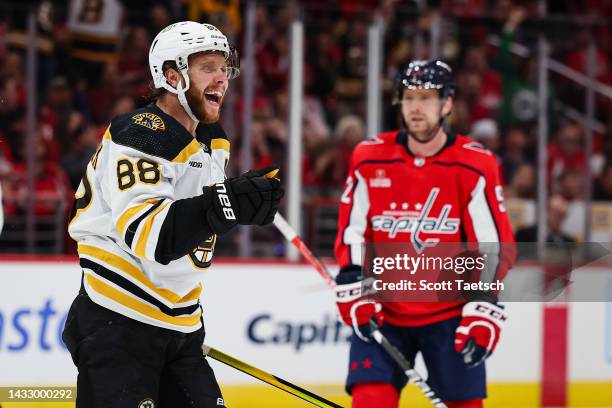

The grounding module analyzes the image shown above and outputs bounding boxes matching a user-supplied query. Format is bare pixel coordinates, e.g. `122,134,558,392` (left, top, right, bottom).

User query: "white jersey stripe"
468,176,499,243
468,176,501,282
343,170,369,266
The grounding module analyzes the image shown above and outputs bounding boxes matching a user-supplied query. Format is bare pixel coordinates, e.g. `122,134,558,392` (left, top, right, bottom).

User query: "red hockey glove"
454,301,507,367
334,268,383,342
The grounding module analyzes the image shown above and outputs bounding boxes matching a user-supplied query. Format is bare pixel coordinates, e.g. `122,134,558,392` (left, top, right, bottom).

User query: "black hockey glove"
203,166,284,235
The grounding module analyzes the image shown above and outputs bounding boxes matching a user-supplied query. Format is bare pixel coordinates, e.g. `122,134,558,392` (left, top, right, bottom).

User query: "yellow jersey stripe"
103,126,111,140
180,283,203,303
172,139,201,163
211,138,230,153
85,274,201,327
134,201,171,258
116,199,159,237
78,243,182,304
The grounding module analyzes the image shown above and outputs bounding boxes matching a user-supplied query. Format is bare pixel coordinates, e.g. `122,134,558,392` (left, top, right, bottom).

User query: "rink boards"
0,259,611,407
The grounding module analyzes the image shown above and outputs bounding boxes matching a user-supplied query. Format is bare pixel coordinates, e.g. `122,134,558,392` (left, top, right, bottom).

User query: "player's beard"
185,84,224,124
407,117,442,143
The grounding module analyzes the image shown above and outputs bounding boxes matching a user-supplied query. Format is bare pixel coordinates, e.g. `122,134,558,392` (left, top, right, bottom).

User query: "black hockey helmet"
395,59,455,103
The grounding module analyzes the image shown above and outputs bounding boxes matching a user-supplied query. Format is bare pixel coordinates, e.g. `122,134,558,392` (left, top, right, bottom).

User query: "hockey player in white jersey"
62,22,283,408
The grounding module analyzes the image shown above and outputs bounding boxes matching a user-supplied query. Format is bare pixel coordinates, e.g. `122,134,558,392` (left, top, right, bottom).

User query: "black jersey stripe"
80,258,200,317
124,199,166,249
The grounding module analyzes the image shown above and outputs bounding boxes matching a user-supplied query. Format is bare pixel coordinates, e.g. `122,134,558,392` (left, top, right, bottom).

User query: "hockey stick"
273,212,447,408
273,213,336,287
368,319,447,408
202,344,342,408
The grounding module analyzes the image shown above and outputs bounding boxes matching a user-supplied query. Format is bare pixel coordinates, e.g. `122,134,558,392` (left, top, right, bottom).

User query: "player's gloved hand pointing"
334,267,383,342
454,301,507,367
204,166,284,235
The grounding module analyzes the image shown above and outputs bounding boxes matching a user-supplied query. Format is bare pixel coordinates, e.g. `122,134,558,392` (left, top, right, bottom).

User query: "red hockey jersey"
334,130,515,326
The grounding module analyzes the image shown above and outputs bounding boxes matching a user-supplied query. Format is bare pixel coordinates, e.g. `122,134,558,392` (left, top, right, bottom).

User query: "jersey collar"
395,129,457,158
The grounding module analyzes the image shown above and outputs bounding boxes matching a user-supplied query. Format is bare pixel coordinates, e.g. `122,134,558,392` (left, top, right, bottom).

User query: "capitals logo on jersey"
371,188,460,252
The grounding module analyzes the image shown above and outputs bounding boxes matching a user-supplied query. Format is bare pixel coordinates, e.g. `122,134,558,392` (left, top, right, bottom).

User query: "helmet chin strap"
176,67,199,123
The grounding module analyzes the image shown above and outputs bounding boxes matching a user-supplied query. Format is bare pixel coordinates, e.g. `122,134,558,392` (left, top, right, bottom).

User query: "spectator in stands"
110,95,137,119
471,118,501,154
60,125,99,190
448,98,472,135
335,15,368,105
40,76,83,158
461,44,502,120
567,28,611,85
302,95,338,191
307,29,342,104
515,194,576,243
495,6,556,129
115,26,151,98
10,137,72,217
548,122,586,187
148,2,173,38
88,62,121,124
256,32,290,94
501,127,529,183
251,120,274,169
505,162,536,199
556,169,585,202
0,133,15,220
594,161,612,200
0,52,27,148
335,114,365,180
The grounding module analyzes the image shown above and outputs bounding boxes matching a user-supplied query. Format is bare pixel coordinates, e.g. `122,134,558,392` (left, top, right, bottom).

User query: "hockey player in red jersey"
334,60,515,408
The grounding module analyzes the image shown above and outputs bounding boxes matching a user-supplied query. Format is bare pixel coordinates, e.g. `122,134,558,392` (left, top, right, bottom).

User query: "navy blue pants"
346,317,486,402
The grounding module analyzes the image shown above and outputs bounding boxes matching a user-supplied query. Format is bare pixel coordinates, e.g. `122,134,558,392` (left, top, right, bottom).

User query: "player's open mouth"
204,90,223,106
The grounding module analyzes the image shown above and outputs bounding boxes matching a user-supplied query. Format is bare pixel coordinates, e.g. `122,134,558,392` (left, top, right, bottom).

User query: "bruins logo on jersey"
189,235,217,269
132,113,166,131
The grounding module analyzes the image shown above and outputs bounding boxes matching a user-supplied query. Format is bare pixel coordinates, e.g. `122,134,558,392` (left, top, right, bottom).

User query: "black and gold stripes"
124,199,166,249
78,243,202,330
80,258,199,317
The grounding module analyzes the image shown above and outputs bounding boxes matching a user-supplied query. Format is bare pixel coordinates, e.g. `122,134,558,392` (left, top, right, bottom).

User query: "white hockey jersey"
68,104,230,333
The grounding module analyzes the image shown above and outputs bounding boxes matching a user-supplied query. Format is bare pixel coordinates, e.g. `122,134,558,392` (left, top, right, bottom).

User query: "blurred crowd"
0,0,611,252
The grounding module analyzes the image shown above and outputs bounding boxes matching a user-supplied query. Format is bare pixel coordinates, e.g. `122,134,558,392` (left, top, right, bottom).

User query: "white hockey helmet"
149,21,240,121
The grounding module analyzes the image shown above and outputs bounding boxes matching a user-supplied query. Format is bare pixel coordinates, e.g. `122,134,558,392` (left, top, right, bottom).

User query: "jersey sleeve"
334,147,370,272
461,154,516,287
104,140,214,265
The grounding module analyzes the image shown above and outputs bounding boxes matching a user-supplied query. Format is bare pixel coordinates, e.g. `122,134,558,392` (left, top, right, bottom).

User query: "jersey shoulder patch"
451,135,499,173
455,135,494,156
109,105,195,162
352,131,401,161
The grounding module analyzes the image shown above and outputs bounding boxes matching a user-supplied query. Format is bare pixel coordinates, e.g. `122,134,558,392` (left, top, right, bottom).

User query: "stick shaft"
370,328,447,408
273,213,336,287
202,345,342,408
